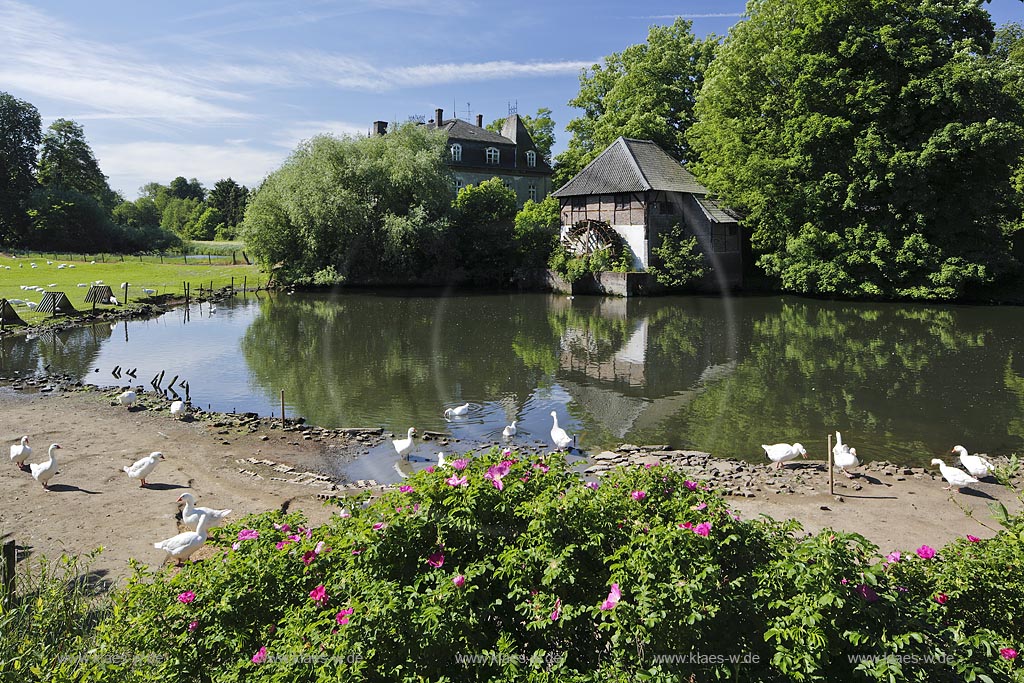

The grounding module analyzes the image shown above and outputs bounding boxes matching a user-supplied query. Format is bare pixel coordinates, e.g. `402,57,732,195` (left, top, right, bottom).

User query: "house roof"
432,118,513,146
694,196,740,224
552,137,709,197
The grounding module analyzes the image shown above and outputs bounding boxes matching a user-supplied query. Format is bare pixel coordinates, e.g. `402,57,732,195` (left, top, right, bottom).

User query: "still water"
2,291,1023,468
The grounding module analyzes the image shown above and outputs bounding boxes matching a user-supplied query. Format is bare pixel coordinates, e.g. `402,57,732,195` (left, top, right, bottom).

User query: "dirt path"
1,388,1021,588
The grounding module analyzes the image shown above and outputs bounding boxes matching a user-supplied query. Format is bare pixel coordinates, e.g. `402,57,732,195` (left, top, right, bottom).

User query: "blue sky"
2,0,1022,198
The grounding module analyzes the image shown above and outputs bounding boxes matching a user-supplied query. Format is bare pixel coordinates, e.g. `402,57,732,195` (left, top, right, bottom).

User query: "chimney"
372,121,388,136
435,108,444,127
476,113,483,127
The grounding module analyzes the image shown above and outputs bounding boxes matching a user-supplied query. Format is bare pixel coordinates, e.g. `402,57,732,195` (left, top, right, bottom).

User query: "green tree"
487,108,556,164
159,196,201,235
554,19,718,186
184,206,223,241
0,91,41,246
112,197,161,229
37,118,118,211
207,178,248,231
169,176,205,202
648,221,708,288
513,195,561,269
451,177,518,284
688,0,1024,300
242,123,453,282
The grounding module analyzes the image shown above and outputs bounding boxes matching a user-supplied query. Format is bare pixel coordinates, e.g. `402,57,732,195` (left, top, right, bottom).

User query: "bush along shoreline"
2,449,1022,682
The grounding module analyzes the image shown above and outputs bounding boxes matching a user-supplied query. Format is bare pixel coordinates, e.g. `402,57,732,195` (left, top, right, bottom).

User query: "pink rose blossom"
335,608,354,625
684,480,698,491
678,522,693,530
232,541,241,551
692,502,707,511
427,551,445,568
273,523,291,532
586,481,599,490
935,593,948,605
275,540,290,550
550,598,562,621
188,620,198,633
399,485,414,493
302,550,317,566
886,551,901,564
372,522,386,531
967,535,981,543
177,591,196,605
452,574,466,588
856,584,879,603
630,490,646,501
694,522,711,537
314,541,325,555
1001,648,1018,660
600,583,622,611
252,646,268,664
237,529,259,541
452,459,469,471
351,548,364,555
339,508,352,518
916,545,936,560
309,584,328,605
840,578,849,585
426,466,436,473
446,474,468,487
533,462,549,473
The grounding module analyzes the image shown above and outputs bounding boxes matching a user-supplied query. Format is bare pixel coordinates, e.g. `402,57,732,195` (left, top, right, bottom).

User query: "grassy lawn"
0,252,263,326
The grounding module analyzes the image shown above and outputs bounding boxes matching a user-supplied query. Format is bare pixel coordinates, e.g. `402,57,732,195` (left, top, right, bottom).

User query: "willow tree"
242,123,452,283
689,0,1024,300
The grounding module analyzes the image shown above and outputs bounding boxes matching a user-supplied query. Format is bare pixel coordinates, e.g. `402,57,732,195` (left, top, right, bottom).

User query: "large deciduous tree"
688,0,1024,300
208,178,249,230
241,123,452,282
554,19,718,186
37,118,118,211
0,92,41,245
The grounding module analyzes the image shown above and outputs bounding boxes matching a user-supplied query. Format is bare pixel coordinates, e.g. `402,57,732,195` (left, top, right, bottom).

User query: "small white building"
551,137,744,287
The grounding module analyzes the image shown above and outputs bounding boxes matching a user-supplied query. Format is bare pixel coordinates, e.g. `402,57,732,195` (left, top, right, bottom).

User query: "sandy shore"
1,386,1021,588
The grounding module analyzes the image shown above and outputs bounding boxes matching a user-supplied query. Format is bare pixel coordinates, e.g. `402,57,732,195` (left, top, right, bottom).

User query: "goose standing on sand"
444,403,470,420
9,436,31,471
502,421,517,438
392,428,416,459
931,458,979,492
30,444,62,490
154,512,213,565
170,400,185,419
118,390,137,409
124,452,165,488
177,493,232,529
762,443,807,470
832,431,859,478
550,411,574,451
952,445,993,479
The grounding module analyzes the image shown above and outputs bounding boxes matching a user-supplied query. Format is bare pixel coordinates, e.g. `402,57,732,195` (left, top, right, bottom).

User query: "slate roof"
694,196,740,224
432,119,513,146
552,137,709,197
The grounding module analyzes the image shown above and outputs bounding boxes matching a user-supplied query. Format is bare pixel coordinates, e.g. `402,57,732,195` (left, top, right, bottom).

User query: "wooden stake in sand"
1,538,15,607
281,389,286,425
828,433,835,496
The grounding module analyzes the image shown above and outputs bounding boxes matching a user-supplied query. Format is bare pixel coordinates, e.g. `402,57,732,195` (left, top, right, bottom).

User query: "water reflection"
2,291,1022,466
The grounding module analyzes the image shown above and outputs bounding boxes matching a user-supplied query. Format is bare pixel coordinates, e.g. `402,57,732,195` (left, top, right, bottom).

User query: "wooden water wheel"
563,219,621,258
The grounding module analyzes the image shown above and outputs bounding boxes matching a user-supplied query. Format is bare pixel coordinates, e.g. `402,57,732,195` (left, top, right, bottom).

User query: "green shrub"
648,221,708,288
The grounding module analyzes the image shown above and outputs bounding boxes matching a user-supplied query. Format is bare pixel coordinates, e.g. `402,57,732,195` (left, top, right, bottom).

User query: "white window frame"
529,184,537,201
450,143,462,162
455,177,464,190
526,150,536,168
485,147,500,165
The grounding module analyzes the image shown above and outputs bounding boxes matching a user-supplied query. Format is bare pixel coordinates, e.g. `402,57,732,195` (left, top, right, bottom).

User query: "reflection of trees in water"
675,300,1018,463
1,323,112,378
240,293,558,428
1004,354,1024,444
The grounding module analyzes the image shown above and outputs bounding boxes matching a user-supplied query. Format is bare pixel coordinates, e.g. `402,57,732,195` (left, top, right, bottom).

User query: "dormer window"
485,147,500,165
526,150,536,168
450,143,462,162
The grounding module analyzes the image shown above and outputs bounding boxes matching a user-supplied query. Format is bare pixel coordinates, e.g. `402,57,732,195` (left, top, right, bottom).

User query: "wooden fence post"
828,433,834,496
2,539,15,606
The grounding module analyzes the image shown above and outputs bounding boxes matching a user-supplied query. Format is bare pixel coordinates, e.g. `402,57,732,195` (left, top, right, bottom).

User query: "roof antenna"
463,101,473,120
507,100,518,116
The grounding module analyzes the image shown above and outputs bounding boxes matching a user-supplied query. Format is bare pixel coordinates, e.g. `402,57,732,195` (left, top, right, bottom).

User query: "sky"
2,0,1023,199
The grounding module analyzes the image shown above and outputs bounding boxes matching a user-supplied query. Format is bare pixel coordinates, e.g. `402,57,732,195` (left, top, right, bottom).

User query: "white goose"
170,400,185,419
178,493,232,529
392,427,416,459
437,452,448,468
118,390,137,409
832,431,859,478
123,452,165,488
154,512,213,565
9,436,31,471
762,443,807,469
30,444,62,490
952,445,993,479
931,458,979,492
550,411,573,451
502,421,518,438
444,403,470,419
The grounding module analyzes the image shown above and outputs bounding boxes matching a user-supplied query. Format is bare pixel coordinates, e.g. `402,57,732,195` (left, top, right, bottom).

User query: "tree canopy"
37,118,119,211
0,91,41,246
688,0,1024,300
487,108,556,164
554,19,718,186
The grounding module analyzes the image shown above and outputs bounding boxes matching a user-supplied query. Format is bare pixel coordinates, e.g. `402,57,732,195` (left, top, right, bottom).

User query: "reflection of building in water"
559,317,648,387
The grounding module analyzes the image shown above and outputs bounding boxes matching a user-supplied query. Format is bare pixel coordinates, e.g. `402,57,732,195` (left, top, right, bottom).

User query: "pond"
2,291,1023,471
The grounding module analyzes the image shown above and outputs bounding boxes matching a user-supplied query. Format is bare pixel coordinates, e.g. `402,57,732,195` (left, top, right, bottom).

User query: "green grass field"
0,252,263,325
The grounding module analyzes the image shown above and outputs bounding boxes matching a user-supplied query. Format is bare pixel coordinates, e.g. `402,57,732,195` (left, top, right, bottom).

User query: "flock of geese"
9,397,232,566
762,432,995,492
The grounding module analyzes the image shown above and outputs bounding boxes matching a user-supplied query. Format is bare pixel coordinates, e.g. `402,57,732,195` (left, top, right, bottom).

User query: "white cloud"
273,120,370,149
94,142,286,195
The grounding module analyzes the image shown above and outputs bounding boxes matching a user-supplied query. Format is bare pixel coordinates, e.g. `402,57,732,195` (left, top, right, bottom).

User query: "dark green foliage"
38,451,1024,682
37,119,119,212
487,108,556,163
207,178,249,234
0,91,41,246
450,178,518,285
513,196,561,269
688,0,1024,300
168,176,206,202
554,19,718,186
648,221,708,288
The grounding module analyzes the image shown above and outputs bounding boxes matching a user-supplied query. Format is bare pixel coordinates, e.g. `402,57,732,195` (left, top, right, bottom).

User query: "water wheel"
563,219,621,259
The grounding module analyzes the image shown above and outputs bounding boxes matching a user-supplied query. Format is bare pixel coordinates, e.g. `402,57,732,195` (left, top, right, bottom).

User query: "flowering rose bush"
57,448,1023,682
